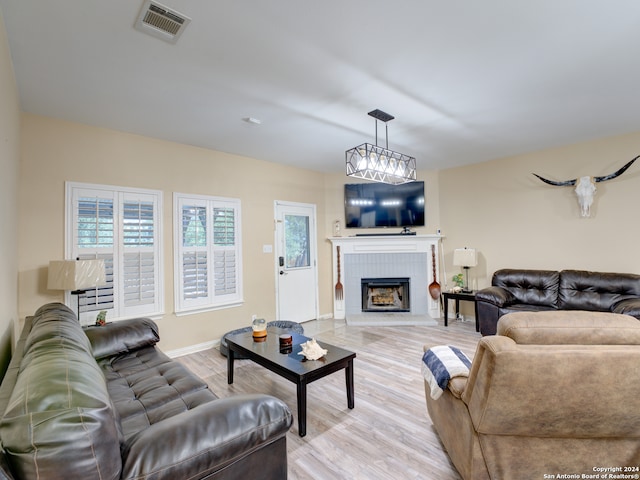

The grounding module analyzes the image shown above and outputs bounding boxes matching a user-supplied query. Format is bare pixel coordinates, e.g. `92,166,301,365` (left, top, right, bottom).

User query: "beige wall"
438,133,640,294
18,114,331,351
0,10,20,355
20,111,640,345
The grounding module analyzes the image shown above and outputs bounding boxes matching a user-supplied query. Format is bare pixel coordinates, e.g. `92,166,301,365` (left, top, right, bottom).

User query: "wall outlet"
251,314,257,322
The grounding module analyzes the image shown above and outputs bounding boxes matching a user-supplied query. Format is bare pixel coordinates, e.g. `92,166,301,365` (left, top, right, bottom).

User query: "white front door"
274,201,318,322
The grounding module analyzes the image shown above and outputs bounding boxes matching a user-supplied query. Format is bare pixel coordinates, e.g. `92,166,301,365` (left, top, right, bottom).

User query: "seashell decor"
298,338,328,361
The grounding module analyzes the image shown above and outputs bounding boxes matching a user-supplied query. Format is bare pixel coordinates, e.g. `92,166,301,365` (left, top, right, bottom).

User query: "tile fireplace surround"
329,235,441,326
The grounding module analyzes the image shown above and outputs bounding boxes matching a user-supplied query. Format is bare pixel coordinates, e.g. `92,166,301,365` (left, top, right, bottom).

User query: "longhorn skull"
533,156,638,217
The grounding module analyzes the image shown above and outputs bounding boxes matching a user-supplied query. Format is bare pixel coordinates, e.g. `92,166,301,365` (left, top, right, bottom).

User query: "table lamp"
453,248,477,293
47,259,107,317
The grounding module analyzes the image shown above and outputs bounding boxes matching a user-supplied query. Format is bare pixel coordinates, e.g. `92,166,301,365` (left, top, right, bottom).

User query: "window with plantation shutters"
123,200,156,308
174,193,243,314
66,182,163,324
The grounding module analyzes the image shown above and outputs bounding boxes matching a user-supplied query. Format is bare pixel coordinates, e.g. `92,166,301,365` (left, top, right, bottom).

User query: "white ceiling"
3,0,640,173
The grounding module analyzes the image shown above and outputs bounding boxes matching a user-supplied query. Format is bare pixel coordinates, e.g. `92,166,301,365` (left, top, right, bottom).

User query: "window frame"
65,182,164,324
173,192,243,315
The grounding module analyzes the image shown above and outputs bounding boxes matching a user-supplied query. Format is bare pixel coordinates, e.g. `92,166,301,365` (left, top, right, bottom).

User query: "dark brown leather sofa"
0,303,292,480
476,269,640,335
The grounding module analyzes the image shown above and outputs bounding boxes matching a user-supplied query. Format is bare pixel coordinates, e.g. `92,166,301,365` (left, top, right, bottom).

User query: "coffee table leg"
297,381,307,437
346,359,355,409
227,349,234,384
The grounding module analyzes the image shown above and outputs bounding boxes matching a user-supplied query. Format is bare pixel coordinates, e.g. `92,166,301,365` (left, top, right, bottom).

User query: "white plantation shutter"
213,206,237,296
174,193,242,314
67,183,163,324
77,197,114,247
183,252,208,299
75,193,116,318
213,207,235,245
214,250,236,295
123,201,154,247
78,253,115,312
121,199,157,314
181,204,208,300
123,252,155,306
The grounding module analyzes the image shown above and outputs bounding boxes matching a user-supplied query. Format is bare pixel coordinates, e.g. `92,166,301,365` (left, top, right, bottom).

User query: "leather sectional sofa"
424,310,640,479
0,303,293,480
476,269,640,335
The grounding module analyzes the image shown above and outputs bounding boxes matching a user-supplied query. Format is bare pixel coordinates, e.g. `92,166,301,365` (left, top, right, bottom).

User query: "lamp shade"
453,248,477,268
47,259,107,291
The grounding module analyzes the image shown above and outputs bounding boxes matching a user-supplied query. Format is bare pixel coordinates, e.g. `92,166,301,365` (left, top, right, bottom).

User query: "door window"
285,214,310,268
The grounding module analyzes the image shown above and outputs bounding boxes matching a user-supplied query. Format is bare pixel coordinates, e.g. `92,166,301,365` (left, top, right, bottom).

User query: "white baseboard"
164,315,331,358
166,339,220,358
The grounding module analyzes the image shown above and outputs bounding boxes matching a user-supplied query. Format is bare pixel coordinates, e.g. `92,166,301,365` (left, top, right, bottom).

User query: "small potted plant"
95,310,107,326
451,273,464,292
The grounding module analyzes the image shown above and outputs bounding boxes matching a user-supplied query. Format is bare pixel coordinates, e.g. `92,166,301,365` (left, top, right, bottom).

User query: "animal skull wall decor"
533,155,639,217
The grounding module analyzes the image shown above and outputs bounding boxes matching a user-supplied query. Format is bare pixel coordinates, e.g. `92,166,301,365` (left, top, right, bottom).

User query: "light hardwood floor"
176,317,481,480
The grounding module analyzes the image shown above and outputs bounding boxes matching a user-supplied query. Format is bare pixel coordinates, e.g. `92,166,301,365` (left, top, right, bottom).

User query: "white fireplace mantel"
329,235,442,323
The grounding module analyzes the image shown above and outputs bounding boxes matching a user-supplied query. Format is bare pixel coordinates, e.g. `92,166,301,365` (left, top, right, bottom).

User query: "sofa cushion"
98,345,218,440
493,269,559,307
497,311,640,345
25,302,94,356
84,317,160,360
0,303,122,480
558,270,640,311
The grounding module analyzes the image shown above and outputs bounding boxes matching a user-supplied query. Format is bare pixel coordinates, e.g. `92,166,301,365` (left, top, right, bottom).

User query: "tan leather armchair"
424,311,640,479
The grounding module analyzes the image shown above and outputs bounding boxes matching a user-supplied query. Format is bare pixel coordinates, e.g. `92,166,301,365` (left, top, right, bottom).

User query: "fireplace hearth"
361,277,410,313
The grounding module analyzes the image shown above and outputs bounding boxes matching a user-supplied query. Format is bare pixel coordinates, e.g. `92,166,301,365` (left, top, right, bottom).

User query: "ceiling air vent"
134,0,191,44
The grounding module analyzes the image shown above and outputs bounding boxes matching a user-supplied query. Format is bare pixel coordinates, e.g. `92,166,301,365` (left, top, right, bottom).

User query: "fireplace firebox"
361,277,410,313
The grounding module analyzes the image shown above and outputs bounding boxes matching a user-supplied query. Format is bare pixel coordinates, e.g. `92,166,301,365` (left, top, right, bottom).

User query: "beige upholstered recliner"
424,311,640,480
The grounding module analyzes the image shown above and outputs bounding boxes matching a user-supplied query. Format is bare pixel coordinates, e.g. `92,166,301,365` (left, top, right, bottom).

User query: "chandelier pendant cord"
373,119,389,150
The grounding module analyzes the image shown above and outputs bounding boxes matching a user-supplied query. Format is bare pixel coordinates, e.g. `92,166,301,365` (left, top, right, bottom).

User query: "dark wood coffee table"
226,330,356,437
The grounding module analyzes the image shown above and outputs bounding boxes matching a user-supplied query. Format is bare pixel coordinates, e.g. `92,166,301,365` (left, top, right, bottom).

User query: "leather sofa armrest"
612,298,640,319
121,394,292,480
84,317,159,359
475,287,516,308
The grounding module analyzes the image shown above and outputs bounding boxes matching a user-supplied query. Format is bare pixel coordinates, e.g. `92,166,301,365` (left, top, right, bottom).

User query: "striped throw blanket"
421,345,472,400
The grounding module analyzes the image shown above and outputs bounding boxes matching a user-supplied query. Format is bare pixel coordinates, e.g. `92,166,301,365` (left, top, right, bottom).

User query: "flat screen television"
344,181,425,228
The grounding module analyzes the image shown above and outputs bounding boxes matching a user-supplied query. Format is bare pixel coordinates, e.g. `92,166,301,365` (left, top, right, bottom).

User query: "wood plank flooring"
176,317,481,480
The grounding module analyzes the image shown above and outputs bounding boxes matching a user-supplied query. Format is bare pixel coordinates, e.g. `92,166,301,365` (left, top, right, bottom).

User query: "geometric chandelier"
345,109,417,185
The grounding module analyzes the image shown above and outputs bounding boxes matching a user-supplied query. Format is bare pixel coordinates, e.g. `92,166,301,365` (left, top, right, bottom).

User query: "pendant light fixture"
345,109,417,185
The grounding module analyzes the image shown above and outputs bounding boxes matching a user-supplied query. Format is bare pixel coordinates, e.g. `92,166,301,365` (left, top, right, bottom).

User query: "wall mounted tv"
344,181,425,228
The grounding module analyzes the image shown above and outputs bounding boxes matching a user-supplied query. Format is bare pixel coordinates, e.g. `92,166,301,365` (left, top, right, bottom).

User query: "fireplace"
361,277,410,313
329,234,441,325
